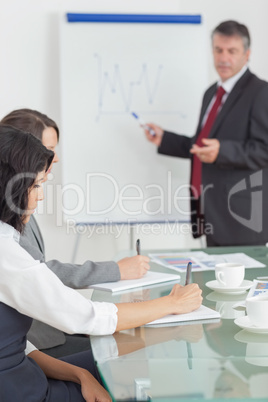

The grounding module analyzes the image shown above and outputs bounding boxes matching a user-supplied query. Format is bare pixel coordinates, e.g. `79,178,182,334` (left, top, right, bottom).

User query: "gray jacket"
20,216,120,349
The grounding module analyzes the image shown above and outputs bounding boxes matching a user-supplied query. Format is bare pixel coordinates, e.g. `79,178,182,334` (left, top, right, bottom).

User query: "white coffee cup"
215,263,245,288
246,294,268,327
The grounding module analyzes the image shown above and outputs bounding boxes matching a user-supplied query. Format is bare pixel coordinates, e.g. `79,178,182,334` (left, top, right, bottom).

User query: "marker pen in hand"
185,262,192,285
131,112,156,137
136,239,140,255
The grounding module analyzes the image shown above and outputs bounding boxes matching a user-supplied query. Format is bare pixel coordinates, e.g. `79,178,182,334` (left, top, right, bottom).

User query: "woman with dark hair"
1,107,60,140
0,124,54,231
1,108,152,356
0,124,202,401
0,125,111,401
2,108,60,173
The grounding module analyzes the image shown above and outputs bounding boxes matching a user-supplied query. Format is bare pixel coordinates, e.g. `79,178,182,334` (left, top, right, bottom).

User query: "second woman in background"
1,108,151,357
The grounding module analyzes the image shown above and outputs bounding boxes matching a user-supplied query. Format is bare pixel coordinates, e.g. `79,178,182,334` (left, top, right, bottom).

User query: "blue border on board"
66,13,201,24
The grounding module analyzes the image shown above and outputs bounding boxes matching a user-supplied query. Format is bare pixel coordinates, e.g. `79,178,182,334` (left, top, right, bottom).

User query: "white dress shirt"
25,341,37,355
0,221,118,351
202,64,248,127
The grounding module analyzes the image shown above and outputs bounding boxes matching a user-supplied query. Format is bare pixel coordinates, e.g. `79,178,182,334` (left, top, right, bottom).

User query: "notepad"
89,271,180,293
145,304,221,326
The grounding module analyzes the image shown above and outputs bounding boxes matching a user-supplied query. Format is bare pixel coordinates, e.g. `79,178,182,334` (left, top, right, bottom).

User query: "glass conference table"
91,246,268,401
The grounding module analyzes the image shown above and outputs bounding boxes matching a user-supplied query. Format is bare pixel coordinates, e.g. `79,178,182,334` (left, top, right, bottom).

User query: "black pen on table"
136,239,140,255
185,261,192,285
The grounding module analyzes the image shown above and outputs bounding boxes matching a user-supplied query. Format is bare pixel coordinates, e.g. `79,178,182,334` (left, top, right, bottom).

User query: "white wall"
1,0,268,263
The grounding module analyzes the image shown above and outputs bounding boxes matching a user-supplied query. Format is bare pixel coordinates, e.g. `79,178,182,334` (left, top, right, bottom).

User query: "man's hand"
118,255,150,280
144,123,164,147
190,138,220,163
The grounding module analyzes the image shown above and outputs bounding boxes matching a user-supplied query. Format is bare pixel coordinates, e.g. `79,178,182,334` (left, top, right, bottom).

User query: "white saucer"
234,316,268,334
205,280,253,295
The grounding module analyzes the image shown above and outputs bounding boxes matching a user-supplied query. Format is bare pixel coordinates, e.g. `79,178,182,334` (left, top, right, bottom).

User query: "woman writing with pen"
0,124,202,401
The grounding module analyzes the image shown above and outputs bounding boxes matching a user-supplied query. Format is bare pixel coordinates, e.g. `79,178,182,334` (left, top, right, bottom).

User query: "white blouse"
0,221,118,350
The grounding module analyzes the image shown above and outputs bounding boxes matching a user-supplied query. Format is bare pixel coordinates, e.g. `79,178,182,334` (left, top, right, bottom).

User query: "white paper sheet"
89,271,180,293
149,252,265,272
145,304,221,326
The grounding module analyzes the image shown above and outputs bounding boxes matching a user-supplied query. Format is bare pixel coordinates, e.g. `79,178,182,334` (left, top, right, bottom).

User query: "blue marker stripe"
66,13,201,24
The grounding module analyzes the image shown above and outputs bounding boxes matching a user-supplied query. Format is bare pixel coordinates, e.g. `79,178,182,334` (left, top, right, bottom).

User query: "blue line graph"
95,53,164,120
94,54,186,121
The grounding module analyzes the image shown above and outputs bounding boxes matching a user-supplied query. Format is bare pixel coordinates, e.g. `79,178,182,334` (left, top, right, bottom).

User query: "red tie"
191,86,225,198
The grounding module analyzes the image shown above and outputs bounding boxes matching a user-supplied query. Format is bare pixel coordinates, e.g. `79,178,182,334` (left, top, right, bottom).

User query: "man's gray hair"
212,20,251,51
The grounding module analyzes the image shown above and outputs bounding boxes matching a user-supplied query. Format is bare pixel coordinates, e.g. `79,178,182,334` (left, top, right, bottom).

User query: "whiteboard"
60,14,208,224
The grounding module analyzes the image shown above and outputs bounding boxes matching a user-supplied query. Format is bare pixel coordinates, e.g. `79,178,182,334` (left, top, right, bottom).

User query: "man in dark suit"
144,20,268,246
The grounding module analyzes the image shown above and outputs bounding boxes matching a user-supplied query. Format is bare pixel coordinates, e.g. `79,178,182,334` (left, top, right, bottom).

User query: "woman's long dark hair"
0,124,54,232
1,108,59,141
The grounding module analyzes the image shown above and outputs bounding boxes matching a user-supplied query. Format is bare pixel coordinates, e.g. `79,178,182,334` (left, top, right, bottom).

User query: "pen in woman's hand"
185,262,192,285
136,239,140,255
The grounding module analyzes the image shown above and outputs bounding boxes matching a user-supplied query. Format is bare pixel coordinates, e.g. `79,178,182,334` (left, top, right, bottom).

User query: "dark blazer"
20,216,120,349
158,69,268,246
